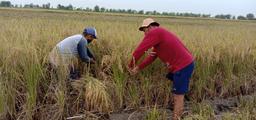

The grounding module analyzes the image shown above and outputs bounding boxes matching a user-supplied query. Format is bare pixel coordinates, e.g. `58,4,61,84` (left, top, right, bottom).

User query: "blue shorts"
166,62,194,95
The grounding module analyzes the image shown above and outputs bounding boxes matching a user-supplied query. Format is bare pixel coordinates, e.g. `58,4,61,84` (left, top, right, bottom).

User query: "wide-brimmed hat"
139,18,160,31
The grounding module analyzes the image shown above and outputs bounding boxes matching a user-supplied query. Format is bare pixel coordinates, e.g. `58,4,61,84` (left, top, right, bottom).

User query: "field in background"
0,8,256,120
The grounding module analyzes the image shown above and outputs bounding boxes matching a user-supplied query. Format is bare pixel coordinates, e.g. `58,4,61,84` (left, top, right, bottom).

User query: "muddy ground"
66,93,255,120
110,95,255,120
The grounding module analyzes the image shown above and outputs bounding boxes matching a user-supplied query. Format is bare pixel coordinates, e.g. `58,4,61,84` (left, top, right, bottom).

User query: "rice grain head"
82,76,113,113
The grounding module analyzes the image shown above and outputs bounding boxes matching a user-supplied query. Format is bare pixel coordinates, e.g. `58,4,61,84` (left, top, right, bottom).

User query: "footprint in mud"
216,104,233,112
211,97,239,115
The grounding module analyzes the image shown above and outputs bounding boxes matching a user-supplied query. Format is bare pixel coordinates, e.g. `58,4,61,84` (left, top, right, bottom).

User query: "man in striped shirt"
49,27,97,79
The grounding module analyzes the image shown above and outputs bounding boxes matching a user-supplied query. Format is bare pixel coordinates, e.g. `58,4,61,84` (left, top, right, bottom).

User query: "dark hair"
149,22,160,27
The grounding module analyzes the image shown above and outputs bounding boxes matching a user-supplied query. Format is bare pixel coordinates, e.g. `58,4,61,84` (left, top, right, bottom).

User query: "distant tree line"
214,14,255,20
57,4,73,10
1,1,255,20
86,5,212,18
0,1,50,9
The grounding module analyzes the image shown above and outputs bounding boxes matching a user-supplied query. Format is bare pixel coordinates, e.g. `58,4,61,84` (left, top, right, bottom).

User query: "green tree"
100,7,106,12
153,10,157,15
42,3,50,9
168,12,176,16
162,12,169,16
237,15,247,20
202,14,211,18
0,1,12,7
215,14,231,19
246,13,255,20
138,10,144,14
126,9,131,13
66,4,73,10
225,14,232,19
24,3,39,8
85,7,92,12
94,5,100,12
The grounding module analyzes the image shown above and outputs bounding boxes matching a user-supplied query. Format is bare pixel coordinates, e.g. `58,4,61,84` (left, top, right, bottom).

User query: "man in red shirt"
128,18,194,120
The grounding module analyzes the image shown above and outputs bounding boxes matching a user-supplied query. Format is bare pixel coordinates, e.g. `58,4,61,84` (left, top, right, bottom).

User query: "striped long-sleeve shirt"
56,34,94,62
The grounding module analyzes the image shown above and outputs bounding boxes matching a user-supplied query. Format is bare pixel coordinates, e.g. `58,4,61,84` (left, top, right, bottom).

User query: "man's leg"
171,62,194,119
172,94,184,120
69,57,81,80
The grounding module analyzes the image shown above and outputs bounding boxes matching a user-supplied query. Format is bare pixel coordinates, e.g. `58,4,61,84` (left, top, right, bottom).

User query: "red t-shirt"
129,27,194,73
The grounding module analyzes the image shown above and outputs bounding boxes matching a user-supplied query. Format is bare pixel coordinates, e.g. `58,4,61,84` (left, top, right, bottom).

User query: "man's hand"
89,58,96,64
128,66,139,75
148,51,157,56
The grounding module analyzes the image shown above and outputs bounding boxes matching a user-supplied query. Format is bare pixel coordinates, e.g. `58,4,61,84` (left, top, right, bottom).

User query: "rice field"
0,8,256,120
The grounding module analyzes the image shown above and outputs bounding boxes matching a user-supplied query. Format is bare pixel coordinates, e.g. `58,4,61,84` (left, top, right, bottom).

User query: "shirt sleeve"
77,39,91,62
87,48,95,59
129,29,160,69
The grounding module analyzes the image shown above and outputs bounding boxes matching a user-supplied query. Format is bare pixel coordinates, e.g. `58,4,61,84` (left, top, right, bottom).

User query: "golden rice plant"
1,8,256,119
71,76,113,113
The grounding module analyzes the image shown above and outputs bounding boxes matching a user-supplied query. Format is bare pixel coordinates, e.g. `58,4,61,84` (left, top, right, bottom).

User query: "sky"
7,0,256,16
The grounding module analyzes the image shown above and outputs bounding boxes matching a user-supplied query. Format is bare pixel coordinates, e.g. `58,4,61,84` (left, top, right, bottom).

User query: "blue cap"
83,27,97,39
